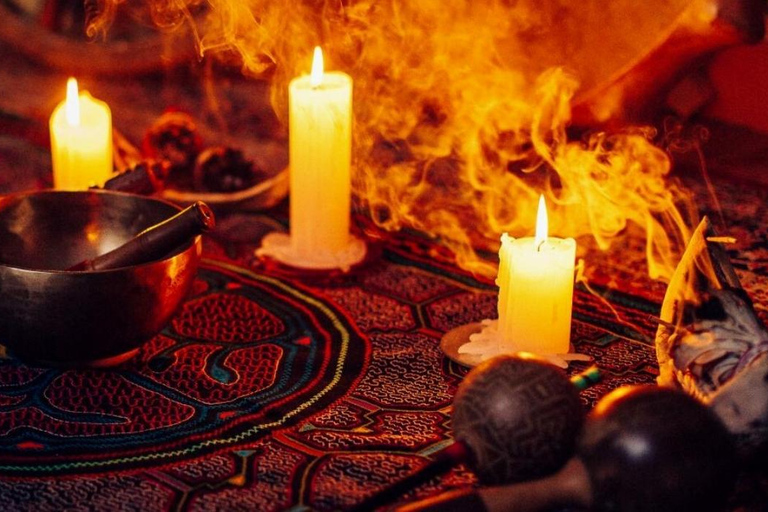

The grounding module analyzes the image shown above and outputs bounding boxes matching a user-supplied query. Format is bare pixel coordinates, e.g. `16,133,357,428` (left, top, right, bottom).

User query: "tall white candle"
497,196,576,355
50,78,113,190
289,46,352,256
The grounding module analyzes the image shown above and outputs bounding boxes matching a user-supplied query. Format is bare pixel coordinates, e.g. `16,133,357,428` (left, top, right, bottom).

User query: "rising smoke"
89,0,699,280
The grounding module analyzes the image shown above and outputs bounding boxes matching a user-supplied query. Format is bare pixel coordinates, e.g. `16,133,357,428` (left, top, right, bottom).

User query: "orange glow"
310,46,323,87
592,385,639,417
535,195,548,247
85,0,697,281
65,77,80,127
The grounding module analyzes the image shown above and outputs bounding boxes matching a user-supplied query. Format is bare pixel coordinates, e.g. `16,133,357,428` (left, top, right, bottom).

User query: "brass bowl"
0,190,202,366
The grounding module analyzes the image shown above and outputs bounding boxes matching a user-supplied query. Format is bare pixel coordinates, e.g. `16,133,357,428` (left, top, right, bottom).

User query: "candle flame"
65,77,81,127
535,194,548,247
310,46,323,87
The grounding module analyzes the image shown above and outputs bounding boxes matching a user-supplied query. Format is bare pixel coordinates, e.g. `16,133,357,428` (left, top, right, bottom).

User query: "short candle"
497,196,576,355
49,78,113,190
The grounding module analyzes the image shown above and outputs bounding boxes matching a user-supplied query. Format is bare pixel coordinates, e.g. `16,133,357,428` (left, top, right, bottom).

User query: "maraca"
452,353,587,485
579,385,737,512
349,354,593,511
399,385,738,512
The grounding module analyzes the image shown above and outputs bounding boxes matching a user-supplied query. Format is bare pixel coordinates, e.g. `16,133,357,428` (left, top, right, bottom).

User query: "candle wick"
536,240,545,252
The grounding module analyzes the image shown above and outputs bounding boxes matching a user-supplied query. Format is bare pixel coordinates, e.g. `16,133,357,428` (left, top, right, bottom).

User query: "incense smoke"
89,0,699,280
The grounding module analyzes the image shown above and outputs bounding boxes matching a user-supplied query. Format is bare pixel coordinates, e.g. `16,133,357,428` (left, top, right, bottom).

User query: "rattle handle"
397,458,592,512
348,441,470,512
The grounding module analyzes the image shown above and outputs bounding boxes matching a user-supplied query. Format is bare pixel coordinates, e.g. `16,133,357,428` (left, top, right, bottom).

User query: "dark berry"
193,146,264,193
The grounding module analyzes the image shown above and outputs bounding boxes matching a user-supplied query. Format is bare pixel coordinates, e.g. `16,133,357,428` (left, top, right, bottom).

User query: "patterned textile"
0,176,766,511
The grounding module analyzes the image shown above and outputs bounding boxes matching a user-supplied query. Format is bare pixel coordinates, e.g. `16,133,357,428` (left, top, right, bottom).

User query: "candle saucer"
440,322,486,367
256,232,367,272
440,321,592,369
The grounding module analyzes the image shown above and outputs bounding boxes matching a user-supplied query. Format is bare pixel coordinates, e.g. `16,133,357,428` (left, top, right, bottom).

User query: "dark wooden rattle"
349,354,595,511
400,385,738,512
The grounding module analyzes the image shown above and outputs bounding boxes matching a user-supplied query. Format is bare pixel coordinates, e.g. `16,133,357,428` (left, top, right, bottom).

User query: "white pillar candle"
289,46,352,256
497,195,576,355
50,78,113,190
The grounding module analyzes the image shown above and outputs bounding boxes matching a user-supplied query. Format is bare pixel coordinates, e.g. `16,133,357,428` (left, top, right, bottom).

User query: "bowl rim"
0,188,200,275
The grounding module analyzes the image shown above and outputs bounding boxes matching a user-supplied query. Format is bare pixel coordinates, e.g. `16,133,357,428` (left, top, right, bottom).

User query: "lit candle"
50,78,113,190
497,195,576,355
289,46,352,256
257,47,365,270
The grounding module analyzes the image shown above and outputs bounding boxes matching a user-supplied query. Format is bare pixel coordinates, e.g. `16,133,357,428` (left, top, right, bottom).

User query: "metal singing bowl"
0,190,202,366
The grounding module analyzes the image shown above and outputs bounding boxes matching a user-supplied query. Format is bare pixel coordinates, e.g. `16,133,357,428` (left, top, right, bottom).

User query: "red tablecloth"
0,147,766,511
